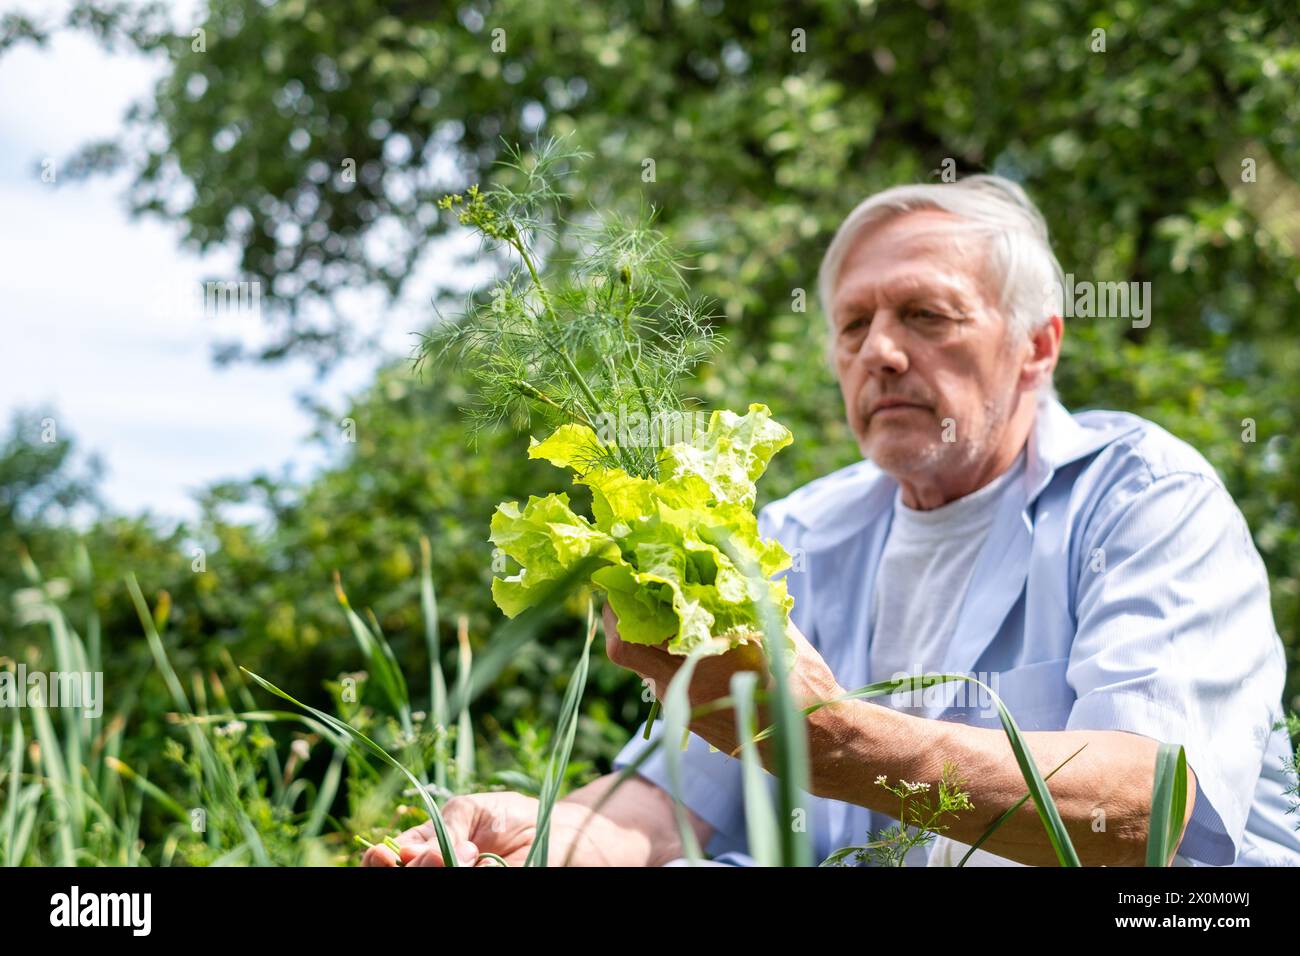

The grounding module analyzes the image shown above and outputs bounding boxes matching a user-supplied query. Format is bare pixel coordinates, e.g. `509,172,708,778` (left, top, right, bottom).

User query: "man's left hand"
601,604,848,764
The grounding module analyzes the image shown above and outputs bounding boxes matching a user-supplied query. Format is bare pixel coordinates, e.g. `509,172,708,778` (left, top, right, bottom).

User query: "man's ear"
1020,313,1063,392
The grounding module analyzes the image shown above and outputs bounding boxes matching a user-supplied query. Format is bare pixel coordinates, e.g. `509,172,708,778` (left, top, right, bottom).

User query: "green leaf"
658,403,793,509
731,671,779,867
491,404,795,657
526,600,598,866
1146,743,1189,867
489,493,621,617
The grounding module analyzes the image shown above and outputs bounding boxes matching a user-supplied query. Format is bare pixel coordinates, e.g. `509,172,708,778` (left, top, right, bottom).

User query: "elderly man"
364,175,1300,867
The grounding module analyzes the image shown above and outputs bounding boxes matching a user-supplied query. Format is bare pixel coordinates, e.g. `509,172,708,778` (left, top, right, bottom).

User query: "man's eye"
841,316,869,334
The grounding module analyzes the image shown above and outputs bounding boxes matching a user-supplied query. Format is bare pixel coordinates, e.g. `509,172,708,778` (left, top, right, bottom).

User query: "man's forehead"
832,211,993,307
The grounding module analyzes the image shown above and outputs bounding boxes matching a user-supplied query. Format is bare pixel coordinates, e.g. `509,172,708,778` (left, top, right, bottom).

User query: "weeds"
822,763,973,867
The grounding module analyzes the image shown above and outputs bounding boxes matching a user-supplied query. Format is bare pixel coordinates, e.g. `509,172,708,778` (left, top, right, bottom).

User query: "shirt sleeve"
609,503,797,861
611,720,750,856
1066,469,1285,865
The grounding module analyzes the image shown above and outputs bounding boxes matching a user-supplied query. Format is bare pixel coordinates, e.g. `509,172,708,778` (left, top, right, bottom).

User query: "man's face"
829,209,1028,485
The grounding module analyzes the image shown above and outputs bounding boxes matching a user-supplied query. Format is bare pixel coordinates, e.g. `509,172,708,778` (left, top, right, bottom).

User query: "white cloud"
0,5,491,524
0,17,364,523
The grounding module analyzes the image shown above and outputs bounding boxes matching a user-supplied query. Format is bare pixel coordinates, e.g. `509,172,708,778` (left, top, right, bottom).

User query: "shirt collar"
789,395,1144,541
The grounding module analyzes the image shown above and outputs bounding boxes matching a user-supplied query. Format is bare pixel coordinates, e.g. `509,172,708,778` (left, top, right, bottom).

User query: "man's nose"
853,312,909,376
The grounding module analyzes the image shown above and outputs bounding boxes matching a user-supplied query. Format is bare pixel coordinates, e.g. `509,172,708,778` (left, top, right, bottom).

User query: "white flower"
215,720,247,738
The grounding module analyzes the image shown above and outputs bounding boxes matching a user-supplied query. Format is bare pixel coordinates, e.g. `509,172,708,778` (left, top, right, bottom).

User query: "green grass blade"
525,599,598,867
30,694,75,865
3,707,24,866
12,784,43,865
1145,743,1188,867
420,536,450,793
364,606,413,721
560,726,666,867
303,746,348,840
454,615,475,793
125,575,192,714
105,756,191,823
447,558,605,715
560,688,789,865
76,542,102,677
172,710,348,748
126,574,270,865
58,623,88,836
242,667,461,867
731,671,779,867
363,603,424,783
642,700,660,739
122,783,144,867
984,683,1081,867
215,647,287,797
210,844,252,866
657,645,711,865
957,743,1088,866
560,685,784,867
716,532,812,867
23,575,89,836
334,572,412,732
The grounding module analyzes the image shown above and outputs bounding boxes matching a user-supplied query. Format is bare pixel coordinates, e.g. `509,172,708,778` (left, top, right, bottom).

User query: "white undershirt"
867,447,1029,867
870,447,1027,685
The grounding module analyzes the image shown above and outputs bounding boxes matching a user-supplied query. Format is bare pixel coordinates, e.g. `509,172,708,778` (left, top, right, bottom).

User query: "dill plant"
419,136,720,480
421,138,799,661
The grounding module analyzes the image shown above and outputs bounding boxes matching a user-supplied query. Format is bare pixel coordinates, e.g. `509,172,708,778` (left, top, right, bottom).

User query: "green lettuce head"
489,403,795,656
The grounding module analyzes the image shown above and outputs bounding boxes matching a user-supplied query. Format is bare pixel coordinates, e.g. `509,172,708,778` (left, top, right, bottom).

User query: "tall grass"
247,554,603,866
2,538,1198,867
3,547,143,865
0,539,597,866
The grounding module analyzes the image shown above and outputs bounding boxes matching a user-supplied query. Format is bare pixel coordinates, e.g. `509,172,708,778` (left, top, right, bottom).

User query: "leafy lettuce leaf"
489,403,796,656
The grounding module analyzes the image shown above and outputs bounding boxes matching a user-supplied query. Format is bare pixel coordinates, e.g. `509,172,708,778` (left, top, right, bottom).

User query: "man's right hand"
359,788,654,867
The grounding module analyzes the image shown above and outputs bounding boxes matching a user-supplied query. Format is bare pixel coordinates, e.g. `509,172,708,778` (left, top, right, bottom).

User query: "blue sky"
0,2,471,525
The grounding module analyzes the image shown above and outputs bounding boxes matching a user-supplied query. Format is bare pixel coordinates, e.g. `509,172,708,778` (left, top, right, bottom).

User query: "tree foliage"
2,0,1297,761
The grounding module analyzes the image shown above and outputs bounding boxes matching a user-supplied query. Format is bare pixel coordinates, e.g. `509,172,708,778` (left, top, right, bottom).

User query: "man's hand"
602,604,848,765
359,789,658,867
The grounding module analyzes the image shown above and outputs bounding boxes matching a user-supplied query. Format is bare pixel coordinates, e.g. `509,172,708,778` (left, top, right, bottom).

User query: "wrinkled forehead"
831,211,999,313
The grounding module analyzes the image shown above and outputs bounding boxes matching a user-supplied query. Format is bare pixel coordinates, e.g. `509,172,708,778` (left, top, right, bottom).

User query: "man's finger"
394,796,478,857
400,843,435,865
394,820,435,846
603,608,678,674
407,846,444,867
407,840,479,867
362,844,399,867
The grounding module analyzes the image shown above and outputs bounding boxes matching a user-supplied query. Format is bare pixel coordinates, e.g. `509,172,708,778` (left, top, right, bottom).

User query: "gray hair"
817,174,1062,399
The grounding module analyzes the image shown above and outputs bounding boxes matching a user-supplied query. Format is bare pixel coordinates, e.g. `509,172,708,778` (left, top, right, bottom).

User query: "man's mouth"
866,400,931,422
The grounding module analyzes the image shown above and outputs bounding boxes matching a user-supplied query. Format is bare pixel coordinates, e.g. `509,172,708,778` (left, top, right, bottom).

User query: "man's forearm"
807,699,1197,866
560,772,714,866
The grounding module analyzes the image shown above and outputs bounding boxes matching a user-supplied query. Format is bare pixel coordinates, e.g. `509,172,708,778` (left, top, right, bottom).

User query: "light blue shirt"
614,396,1300,866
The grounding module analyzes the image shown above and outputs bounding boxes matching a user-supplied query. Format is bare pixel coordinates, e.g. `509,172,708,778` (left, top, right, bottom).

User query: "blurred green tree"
3,0,1297,732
